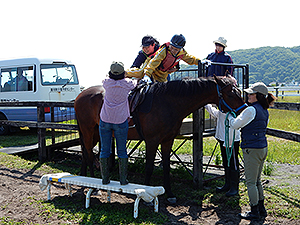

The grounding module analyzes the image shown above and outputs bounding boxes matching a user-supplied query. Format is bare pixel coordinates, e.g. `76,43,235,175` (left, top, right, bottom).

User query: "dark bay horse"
74,75,246,203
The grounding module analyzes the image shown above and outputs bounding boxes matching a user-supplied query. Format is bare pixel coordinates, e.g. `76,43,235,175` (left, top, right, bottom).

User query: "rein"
216,83,247,166
224,111,236,167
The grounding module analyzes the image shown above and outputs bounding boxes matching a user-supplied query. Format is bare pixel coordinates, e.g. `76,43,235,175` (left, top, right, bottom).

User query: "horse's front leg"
161,139,176,204
144,141,159,185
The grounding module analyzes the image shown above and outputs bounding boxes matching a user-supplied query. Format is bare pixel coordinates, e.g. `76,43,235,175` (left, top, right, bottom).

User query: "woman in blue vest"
229,82,276,220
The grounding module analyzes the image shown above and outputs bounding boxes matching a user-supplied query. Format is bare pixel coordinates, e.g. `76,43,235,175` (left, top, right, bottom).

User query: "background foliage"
228,46,300,85
179,46,300,85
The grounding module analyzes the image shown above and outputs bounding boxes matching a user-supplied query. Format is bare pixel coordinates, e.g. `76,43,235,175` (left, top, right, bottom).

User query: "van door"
49,87,77,101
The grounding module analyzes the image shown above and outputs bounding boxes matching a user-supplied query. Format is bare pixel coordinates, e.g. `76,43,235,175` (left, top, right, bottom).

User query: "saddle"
128,82,154,140
128,82,151,114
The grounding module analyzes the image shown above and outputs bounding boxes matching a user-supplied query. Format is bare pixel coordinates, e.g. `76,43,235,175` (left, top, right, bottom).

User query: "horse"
74,75,247,203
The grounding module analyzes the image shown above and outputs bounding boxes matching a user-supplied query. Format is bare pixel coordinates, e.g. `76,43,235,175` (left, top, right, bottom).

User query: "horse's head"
214,75,247,114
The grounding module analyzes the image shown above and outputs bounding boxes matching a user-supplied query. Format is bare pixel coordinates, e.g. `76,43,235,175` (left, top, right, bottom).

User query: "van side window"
1,66,34,92
41,64,78,85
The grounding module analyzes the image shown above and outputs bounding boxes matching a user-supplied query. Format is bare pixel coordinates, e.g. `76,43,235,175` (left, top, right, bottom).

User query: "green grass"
0,153,168,224
1,107,299,167
273,94,300,103
0,153,300,225
0,148,300,223
128,135,300,166
269,108,300,133
0,106,300,223
0,128,78,148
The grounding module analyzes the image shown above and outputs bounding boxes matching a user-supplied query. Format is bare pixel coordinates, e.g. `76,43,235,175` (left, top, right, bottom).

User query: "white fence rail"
268,86,300,97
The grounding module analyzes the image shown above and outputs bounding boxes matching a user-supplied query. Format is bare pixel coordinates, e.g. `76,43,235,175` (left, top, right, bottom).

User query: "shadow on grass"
45,192,168,224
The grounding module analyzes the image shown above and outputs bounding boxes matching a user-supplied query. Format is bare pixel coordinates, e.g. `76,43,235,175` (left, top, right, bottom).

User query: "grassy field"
0,152,169,224
0,100,299,224
0,145,299,224
1,100,299,165
272,92,300,103
127,106,300,165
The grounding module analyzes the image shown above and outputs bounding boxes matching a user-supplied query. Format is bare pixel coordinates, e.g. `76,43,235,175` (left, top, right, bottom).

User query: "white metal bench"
39,173,165,218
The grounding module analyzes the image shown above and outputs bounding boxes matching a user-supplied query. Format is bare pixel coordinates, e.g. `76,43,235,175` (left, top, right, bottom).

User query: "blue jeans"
99,119,129,158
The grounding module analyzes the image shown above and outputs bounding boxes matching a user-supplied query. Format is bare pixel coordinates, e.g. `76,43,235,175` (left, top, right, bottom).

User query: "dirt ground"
0,157,299,224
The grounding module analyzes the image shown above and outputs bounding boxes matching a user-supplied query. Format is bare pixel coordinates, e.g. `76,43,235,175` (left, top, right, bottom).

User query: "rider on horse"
131,35,160,69
126,34,201,83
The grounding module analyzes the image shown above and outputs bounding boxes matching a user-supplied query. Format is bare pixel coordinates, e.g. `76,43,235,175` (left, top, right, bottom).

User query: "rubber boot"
226,169,240,197
239,204,260,220
258,199,267,217
119,158,129,185
100,158,110,185
216,167,230,193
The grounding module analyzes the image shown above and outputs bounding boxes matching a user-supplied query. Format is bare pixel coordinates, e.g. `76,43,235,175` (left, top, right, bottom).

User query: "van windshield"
41,64,79,86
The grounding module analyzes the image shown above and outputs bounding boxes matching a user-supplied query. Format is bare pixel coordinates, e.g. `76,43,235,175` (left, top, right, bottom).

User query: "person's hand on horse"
141,74,152,84
201,59,211,67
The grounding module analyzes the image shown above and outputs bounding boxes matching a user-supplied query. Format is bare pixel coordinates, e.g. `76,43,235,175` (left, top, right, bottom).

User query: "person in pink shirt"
99,61,137,185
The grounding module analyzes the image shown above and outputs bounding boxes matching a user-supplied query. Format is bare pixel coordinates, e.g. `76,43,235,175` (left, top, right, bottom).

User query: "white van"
0,58,81,134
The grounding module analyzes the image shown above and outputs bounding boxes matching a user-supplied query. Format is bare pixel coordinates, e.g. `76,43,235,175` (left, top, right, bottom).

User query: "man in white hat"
205,37,233,76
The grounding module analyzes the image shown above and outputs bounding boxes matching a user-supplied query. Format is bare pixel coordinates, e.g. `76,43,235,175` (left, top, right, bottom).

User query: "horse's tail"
76,119,87,176
77,120,85,151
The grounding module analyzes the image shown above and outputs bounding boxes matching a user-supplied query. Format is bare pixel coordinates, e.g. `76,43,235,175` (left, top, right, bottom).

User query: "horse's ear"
213,74,223,86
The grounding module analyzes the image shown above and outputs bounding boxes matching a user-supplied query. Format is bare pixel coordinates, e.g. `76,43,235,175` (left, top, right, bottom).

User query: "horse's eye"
233,86,241,96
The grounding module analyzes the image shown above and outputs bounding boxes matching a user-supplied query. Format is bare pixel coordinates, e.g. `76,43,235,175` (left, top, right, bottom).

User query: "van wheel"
0,114,10,135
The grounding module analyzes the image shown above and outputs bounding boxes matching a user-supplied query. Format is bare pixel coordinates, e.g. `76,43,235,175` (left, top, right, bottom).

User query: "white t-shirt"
205,104,241,145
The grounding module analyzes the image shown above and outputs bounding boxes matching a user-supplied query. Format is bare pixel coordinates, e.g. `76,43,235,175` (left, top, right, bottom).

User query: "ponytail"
267,93,277,107
256,92,277,109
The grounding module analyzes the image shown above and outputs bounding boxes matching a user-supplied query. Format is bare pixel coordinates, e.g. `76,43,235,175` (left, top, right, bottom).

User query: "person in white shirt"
205,104,240,197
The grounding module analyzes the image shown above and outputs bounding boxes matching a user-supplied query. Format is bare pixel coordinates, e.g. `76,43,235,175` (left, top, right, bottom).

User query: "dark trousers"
217,139,240,170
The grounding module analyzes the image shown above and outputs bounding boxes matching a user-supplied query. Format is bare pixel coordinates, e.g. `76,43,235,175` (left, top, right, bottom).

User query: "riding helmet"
170,34,186,49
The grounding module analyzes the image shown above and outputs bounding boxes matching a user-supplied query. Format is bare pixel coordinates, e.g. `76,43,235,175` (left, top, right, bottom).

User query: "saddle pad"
137,89,153,113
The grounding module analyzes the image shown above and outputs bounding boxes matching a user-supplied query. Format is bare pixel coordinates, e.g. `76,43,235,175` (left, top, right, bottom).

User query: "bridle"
216,83,247,115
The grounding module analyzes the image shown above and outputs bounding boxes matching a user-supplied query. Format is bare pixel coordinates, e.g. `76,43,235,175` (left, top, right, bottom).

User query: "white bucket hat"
244,82,268,96
213,37,227,47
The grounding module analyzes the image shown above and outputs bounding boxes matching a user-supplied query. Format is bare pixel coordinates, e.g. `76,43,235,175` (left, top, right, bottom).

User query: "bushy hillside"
179,46,300,85
228,46,300,84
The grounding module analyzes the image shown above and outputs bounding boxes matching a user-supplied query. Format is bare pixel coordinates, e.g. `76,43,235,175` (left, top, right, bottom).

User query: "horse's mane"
151,77,216,97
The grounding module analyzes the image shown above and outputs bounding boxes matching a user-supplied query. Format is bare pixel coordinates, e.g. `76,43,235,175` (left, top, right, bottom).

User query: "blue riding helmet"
170,34,186,49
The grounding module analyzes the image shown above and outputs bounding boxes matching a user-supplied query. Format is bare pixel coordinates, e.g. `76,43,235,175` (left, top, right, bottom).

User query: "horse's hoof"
167,197,177,204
